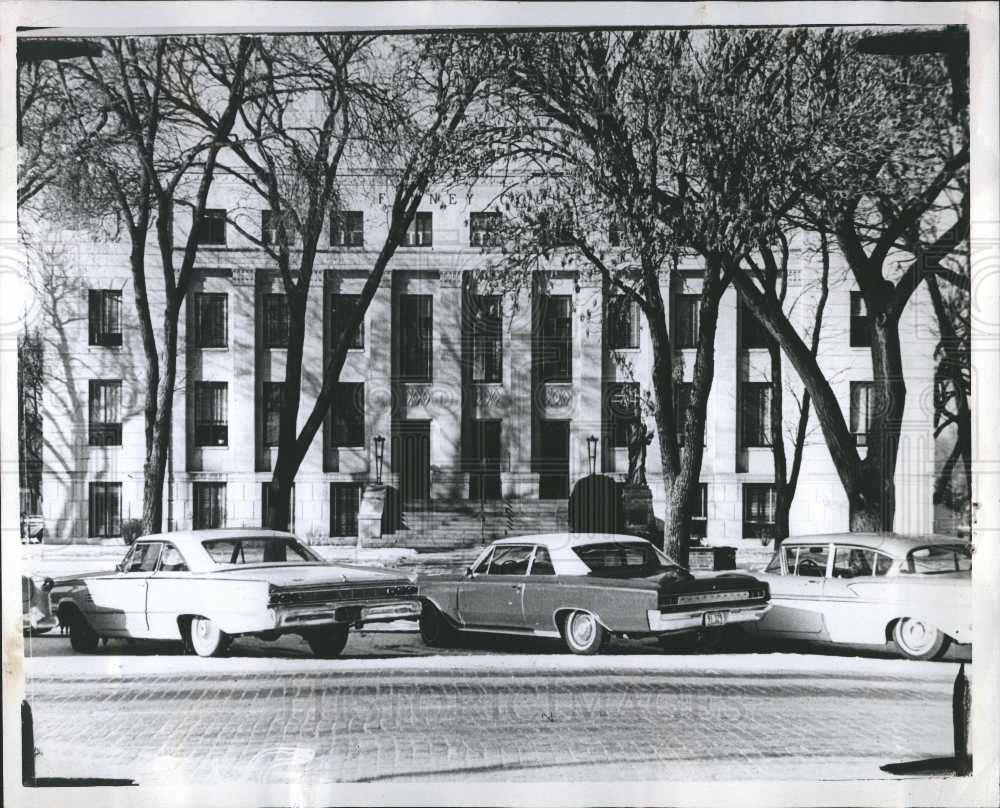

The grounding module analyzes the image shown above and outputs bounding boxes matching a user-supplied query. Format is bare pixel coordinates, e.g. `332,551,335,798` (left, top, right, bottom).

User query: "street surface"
22,628,968,784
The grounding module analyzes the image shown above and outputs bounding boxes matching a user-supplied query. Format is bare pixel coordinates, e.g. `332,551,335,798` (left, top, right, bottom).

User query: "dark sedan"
417,533,771,654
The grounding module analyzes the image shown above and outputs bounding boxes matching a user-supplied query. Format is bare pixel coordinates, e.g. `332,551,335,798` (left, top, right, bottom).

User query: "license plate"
704,611,727,627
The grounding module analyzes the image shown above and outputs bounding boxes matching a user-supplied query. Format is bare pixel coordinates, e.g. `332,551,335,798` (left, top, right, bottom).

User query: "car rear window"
573,542,664,573
906,544,971,574
202,537,320,565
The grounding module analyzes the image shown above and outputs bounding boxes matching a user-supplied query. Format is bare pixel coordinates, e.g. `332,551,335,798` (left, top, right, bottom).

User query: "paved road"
22,630,965,784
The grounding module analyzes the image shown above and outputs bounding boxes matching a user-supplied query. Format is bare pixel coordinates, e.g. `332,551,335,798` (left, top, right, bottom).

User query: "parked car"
48,529,420,657
746,533,972,660
22,574,57,635
417,533,772,654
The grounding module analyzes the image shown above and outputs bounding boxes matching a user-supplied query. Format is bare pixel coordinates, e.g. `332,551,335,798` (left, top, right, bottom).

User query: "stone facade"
33,176,938,543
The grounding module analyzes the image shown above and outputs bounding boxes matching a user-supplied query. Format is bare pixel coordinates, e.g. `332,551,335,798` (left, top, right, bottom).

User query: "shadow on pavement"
880,756,971,777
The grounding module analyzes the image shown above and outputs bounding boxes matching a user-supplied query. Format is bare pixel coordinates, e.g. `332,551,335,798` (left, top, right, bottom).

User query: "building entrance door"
468,420,502,501
538,421,570,499
393,422,431,504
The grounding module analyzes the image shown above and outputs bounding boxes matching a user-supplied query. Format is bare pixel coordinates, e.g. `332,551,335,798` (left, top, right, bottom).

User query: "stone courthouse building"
32,175,939,545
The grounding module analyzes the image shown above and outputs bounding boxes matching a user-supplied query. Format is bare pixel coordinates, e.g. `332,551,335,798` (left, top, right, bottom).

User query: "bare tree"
741,225,832,544
498,30,839,562
731,31,969,531
38,36,253,535
181,34,504,531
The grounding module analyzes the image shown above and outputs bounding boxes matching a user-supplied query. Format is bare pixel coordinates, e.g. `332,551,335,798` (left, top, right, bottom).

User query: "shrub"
121,519,143,545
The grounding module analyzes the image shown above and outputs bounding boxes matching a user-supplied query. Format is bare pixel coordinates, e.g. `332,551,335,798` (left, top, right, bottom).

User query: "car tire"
419,602,455,647
69,612,100,653
306,625,350,658
893,618,949,661
561,610,606,655
188,616,231,658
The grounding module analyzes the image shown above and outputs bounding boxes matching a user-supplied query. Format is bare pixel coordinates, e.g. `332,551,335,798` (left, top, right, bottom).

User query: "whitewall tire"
188,617,230,657
893,618,948,661
561,610,606,655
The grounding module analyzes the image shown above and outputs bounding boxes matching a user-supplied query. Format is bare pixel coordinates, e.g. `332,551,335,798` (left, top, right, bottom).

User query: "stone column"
430,269,467,498
367,270,394,488
570,267,604,487
501,284,538,497
711,283,740,542
229,267,257,528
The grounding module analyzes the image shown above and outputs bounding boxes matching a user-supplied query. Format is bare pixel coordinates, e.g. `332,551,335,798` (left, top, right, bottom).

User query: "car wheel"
893,618,949,661
419,602,455,647
561,610,606,655
188,616,231,658
306,625,349,658
68,613,100,653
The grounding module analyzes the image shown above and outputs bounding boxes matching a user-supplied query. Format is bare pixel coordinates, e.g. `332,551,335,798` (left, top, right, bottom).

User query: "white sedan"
46,529,420,657
746,533,972,660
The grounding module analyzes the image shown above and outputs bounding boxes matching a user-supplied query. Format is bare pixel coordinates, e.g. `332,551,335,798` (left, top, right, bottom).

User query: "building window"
261,482,294,531
470,212,502,247
608,382,639,448
743,484,777,539
262,382,285,447
399,295,433,381
88,290,122,347
673,294,700,349
690,483,708,539
330,482,362,537
537,209,574,247
194,382,228,446
261,209,297,246
89,482,122,538
674,381,692,447
742,382,773,447
330,294,364,350
850,381,874,447
194,208,227,245
195,293,228,348
330,382,365,447
608,294,640,349
538,295,572,382
471,295,502,383
850,291,870,347
88,380,122,446
403,212,433,247
193,482,226,529
740,298,772,349
262,294,289,348
331,210,364,247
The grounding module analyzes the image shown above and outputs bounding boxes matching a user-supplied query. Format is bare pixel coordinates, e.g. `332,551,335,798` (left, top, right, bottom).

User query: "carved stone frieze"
543,383,574,410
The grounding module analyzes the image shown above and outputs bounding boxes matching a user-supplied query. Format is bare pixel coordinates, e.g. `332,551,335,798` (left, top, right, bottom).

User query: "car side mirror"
465,566,475,578
115,561,125,573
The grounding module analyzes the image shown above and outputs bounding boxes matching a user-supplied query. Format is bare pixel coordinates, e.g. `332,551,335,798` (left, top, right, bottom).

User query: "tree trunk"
768,339,790,543
850,305,905,533
140,315,178,536
664,258,725,567
264,469,295,532
642,294,682,560
265,289,309,532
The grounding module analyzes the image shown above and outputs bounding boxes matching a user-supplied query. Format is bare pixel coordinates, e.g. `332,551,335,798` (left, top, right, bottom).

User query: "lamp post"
587,435,599,476
373,435,385,485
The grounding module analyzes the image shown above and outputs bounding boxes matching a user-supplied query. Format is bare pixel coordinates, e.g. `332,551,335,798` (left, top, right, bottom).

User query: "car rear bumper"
272,599,421,629
23,608,58,634
647,603,772,633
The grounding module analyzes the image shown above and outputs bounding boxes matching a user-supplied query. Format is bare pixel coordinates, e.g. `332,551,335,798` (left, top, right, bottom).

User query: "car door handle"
511,584,524,590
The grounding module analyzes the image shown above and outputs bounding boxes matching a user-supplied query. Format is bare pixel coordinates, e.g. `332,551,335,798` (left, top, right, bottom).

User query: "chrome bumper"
273,599,421,629
647,603,772,633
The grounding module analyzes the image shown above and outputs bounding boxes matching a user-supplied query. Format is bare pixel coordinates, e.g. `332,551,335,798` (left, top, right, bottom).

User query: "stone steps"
392,499,569,549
